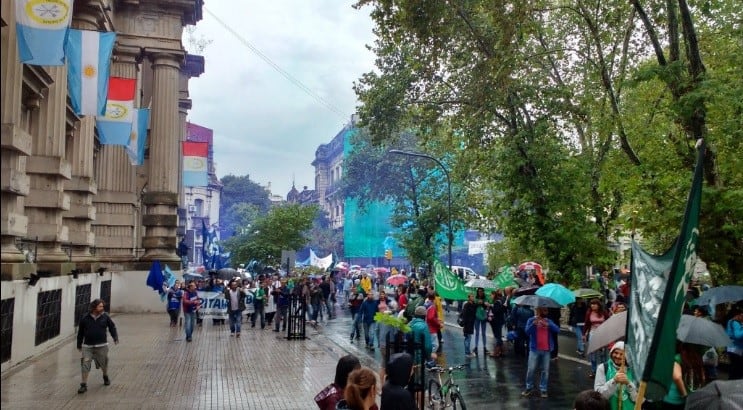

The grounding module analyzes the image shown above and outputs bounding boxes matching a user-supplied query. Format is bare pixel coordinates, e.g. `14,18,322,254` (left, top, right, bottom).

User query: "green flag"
494,266,519,289
433,260,469,300
626,142,704,402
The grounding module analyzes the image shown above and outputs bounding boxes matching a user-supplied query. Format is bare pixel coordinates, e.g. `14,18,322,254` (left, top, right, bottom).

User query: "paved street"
1,302,597,409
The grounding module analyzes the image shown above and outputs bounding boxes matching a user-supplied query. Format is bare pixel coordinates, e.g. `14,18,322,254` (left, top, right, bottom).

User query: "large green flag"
626,142,704,403
433,260,469,300
494,265,519,289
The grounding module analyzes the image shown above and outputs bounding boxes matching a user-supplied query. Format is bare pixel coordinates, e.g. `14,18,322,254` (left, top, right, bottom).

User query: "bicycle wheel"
451,391,466,410
427,379,442,409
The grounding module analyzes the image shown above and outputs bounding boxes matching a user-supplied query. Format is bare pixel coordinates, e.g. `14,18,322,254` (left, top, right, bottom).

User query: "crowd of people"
151,267,743,409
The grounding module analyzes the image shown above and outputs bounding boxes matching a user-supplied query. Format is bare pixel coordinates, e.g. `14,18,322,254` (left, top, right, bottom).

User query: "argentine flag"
125,108,149,166
65,29,116,116
96,77,136,146
15,0,73,66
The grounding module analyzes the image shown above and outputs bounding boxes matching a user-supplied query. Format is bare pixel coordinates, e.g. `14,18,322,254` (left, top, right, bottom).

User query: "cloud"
186,1,376,196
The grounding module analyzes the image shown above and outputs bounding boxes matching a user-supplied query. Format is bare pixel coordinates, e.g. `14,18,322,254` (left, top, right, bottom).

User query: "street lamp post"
388,149,453,271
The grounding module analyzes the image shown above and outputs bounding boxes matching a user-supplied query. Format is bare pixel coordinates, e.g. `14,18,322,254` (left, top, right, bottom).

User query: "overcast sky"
185,1,376,197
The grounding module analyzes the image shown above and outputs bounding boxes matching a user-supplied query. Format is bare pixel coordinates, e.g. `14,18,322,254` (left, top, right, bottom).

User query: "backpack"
403,295,424,321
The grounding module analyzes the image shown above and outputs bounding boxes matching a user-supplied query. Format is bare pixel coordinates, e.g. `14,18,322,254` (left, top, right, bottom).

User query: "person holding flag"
594,341,638,409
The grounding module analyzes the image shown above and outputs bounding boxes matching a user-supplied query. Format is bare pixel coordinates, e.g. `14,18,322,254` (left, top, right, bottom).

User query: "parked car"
450,266,483,281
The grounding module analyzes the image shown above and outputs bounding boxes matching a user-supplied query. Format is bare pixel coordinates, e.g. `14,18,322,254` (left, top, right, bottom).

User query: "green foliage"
374,312,411,333
225,203,318,265
219,175,271,238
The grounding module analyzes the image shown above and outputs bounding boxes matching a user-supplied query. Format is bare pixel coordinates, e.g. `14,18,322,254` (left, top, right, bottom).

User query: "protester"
252,278,267,329
182,281,201,342
425,294,442,355
584,298,611,378
273,280,290,332
569,298,588,357
433,290,445,353
461,293,477,358
265,279,277,327
359,291,379,351
522,306,560,398
223,279,246,337
488,290,506,358
165,280,183,327
337,367,379,410
348,287,364,342
509,302,534,358
594,342,638,409
574,389,610,410
547,306,562,360
661,342,705,409
76,299,119,394
315,354,361,410
472,287,490,356
725,307,743,380
381,353,416,410
409,306,435,366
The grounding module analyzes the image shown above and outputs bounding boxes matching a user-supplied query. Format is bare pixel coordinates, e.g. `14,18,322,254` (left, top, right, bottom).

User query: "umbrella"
685,380,743,410
512,294,562,309
573,288,604,299
216,268,239,280
695,285,743,306
464,278,498,290
375,267,390,274
536,283,576,306
513,286,540,297
676,314,731,347
183,272,204,283
586,310,627,354
518,261,542,271
386,275,407,286
350,265,362,271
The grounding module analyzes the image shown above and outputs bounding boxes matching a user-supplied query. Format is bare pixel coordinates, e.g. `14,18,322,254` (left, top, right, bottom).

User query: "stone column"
141,51,183,262
90,47,139,262
63,3,100,263
0,0,32,265
25,63,72,266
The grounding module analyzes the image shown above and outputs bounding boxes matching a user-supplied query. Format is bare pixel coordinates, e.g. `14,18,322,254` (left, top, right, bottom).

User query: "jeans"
275,306,288,331
474,319,487,350
310,302,320,321
167,309,179,326
363,322,375,347
350,313,362,339
515,328,528,357
464,333,472,354
431,333,439,353
490,322,504,347
252,304,265,328
525,349,551,392
325,298,334,318
184,311,196,340
573,324,585,354
228,310,242,334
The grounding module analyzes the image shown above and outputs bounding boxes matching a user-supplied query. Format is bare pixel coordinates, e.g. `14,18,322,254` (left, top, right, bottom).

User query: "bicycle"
427,365,467,410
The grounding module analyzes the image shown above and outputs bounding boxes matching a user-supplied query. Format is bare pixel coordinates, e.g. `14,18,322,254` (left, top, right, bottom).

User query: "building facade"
1,0,205,372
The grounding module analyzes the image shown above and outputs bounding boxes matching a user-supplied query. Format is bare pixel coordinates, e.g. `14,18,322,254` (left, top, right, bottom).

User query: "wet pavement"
1,301,596,409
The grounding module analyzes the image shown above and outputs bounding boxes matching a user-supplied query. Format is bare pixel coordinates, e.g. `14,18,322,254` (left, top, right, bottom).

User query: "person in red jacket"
425,294,442,354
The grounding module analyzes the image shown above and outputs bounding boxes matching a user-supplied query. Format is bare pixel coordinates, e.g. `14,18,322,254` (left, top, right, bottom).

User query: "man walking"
522,306,560,398
224,279,246,337
76,299,118,394
252,278,267,329
182,281,201,342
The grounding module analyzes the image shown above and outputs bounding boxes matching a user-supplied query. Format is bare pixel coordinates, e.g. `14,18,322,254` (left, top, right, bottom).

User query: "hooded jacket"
381,353,416,410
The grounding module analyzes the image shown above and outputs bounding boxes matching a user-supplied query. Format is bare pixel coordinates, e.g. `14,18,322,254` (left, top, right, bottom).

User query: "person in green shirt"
594,341,637,410
661,342,705,410
251,279,267,329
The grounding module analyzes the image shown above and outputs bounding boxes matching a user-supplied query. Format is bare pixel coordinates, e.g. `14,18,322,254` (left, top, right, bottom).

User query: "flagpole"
635,382,647,410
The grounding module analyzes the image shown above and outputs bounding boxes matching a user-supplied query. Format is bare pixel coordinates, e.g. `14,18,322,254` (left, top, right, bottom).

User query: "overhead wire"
202,6,349,121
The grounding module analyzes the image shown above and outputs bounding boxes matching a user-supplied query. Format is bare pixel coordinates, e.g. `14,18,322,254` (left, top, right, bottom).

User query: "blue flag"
65,29,115,116
146,260,164,294
15,0,73,66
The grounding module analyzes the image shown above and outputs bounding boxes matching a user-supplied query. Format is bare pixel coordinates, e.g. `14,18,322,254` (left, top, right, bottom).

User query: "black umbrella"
513,286,540,297
217,268,239,281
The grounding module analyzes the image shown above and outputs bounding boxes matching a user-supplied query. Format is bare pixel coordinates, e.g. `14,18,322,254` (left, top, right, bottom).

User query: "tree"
225,203,318,266
305,210,343,257
219,174,271,239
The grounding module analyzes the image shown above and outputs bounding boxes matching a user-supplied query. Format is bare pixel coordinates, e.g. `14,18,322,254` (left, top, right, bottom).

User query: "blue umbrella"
695,285,743,306
536,283,576,306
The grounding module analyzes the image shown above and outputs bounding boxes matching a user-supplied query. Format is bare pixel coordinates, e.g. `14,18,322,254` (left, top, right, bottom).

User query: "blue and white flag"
125,108,149,165
65,29,115,116
15,0,73,66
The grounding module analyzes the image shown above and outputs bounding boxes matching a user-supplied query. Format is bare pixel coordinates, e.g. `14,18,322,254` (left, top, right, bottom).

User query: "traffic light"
384,249,392,260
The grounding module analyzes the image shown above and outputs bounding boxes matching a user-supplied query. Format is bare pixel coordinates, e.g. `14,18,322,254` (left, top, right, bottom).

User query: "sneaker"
103,375,110,386
78,384,87,394
466,352,476,358
473,349,478,356
236,333,240,338
230,333,234,337
520,390,531,397
540,391,548,398
186,338,192,342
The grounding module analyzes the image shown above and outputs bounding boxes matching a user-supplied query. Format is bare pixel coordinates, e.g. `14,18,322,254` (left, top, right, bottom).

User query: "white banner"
196,289,256,319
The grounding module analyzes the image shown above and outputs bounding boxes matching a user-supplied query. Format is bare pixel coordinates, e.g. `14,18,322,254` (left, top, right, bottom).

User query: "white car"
451,266,483,281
